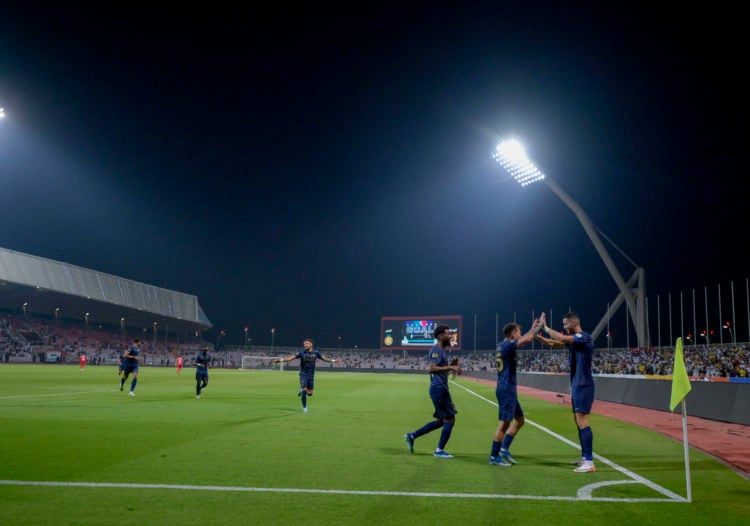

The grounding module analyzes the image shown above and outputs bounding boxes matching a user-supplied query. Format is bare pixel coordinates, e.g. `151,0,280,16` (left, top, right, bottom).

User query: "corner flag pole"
670,336,692,502
679,398,692,502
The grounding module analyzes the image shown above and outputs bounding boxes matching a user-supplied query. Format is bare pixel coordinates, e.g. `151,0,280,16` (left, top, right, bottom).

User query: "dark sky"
0,6,745,349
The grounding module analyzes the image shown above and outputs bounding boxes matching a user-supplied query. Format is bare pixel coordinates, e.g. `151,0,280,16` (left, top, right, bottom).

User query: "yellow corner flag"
670,337,692,412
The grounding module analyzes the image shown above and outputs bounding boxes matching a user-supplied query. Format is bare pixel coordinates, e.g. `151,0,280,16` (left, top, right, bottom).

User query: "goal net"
240,355,284,371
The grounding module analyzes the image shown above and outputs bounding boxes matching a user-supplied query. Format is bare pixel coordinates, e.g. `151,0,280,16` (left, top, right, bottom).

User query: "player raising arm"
488,313,542,466
274,338,338,413
536,312,597,473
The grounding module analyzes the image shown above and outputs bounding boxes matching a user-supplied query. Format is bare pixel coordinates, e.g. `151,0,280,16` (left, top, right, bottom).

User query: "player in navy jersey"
119,339,142,397
194,347,211,399
488,314,543,466
117,352,126,375
404,324,463,459
536,311,596,473
274,338,338,413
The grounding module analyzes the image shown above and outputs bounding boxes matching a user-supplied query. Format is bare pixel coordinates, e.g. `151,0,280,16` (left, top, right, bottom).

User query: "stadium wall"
464,371,750,425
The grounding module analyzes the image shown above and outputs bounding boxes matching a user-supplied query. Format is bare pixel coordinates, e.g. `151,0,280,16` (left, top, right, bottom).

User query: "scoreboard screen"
380,315,462,350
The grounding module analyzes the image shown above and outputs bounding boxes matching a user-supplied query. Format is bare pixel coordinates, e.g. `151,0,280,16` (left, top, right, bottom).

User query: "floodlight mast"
493,140,647,349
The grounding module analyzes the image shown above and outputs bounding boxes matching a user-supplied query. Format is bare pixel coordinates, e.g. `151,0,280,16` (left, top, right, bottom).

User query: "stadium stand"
0,245,211,340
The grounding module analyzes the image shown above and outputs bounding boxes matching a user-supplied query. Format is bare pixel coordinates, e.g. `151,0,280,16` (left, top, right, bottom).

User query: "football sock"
413,419,443,438
501,432,515,451
578,427,583,456
130,378,137,391
580,426,593,460
490,440,501,458
437,421,454,450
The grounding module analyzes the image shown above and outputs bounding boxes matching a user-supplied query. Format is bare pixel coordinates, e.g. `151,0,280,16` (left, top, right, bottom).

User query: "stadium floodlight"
492,140,545,186
0,107,5,119
493,138,648,349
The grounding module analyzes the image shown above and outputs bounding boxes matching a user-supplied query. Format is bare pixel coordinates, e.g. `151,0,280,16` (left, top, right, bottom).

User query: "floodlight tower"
493,139,648,349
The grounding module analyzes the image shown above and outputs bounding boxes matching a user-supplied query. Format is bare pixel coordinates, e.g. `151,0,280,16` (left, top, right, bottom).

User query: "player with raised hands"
488,313,542,466
274,338,338,413
536,311,596,473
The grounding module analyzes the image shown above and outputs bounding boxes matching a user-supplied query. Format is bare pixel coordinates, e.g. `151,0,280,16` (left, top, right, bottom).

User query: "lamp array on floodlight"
491,137,648,349
492,139,545,186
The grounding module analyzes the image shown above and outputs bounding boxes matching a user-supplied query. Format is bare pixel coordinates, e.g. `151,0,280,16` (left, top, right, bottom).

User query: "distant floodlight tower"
493,139,648,349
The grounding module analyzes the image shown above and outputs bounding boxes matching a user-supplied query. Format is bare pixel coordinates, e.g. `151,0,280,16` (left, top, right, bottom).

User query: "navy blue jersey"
294,349,324,376
568,331,595,386
195,351,211,370
124,345,140,366
428,344,451,387
495,338,519,392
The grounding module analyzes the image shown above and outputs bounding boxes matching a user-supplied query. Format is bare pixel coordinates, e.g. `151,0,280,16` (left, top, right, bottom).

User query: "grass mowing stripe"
3,366,747,526
0,371,684,502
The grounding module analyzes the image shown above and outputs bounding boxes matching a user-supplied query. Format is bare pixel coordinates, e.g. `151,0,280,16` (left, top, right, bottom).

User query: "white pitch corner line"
450,380,687,502
0,480,681,502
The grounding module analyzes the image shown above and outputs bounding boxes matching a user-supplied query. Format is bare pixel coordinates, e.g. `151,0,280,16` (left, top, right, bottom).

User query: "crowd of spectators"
513,344,747,378
232,344,748,379
0,315,202,366
233,344,747,379
1,314,747,379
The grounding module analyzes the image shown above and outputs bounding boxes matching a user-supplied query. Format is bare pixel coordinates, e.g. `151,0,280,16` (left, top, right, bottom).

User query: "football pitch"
0,365,747,525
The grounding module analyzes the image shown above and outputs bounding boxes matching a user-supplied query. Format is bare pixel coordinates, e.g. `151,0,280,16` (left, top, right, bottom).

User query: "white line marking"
0,390,113,400
0,480,681,502
0,377,687,502
451,379,687,502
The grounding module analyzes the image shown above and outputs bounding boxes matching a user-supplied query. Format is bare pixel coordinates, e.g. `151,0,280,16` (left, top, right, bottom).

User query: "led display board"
380,315,462,350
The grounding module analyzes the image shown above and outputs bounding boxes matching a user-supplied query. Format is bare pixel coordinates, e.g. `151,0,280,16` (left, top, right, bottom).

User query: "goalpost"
240,355,285,371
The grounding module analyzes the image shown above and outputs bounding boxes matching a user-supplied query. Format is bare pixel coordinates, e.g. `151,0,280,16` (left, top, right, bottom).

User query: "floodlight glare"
491,137,647,349
492,139,545,186
0,107,5,119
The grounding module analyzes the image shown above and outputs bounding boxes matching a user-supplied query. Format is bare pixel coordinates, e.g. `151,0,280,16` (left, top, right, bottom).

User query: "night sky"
1,6,745,349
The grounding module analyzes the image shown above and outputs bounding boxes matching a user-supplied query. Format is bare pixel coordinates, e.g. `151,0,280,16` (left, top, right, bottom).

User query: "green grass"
0,365,747,525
